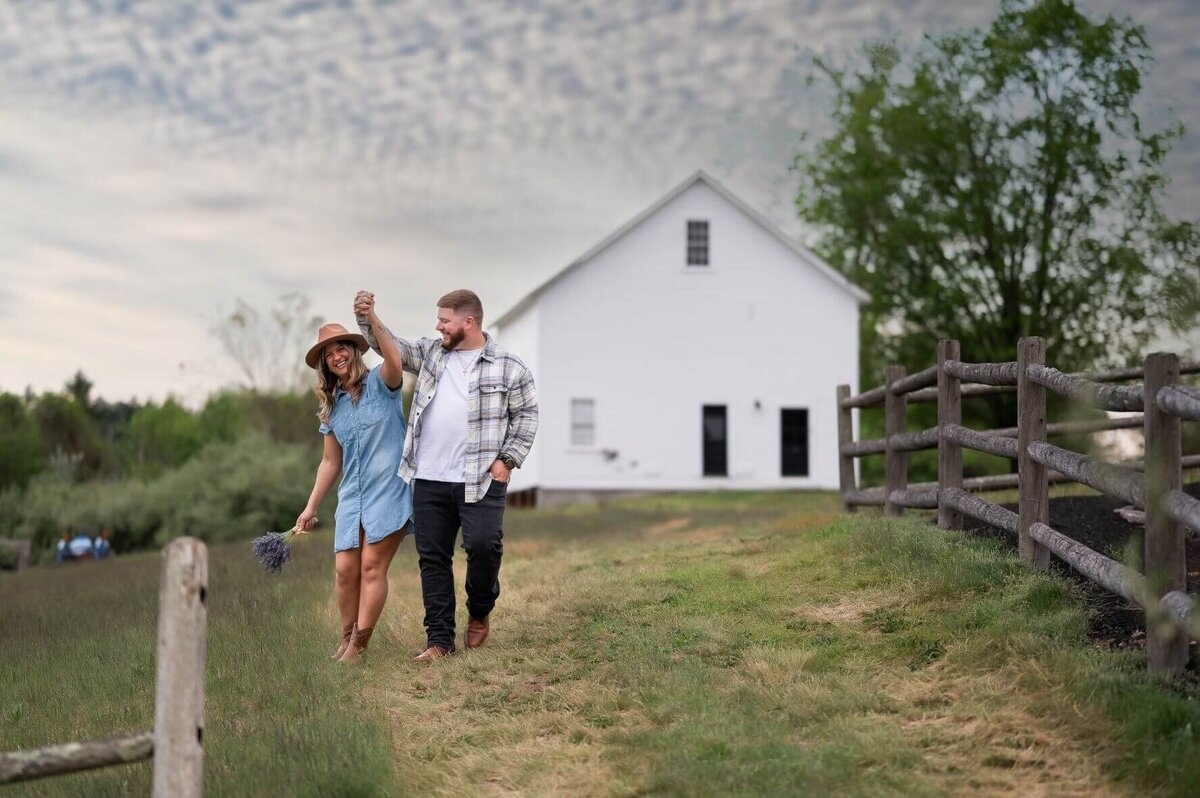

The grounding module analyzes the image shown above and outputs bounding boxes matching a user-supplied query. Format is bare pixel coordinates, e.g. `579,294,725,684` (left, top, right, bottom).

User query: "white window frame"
570,398,595,447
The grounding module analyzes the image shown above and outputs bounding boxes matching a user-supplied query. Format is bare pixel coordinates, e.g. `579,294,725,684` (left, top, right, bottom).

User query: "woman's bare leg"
334,546,362,631
357,528,405,630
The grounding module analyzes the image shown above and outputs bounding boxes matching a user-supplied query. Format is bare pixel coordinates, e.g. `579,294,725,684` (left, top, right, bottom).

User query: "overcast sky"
1,0,1196,406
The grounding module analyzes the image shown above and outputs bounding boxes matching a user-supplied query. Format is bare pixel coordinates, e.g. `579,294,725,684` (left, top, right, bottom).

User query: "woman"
295,317,413,663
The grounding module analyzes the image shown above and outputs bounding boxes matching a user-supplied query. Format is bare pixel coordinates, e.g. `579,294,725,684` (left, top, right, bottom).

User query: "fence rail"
843,470,1079,506
0,538,207,794
943,359,1018,386
836,339,1199,674
1159,386,1200,422
942,423,1018,459
840,360,1200,409
843,413,1156,459
908,382,1013,404
1028,365,1146,412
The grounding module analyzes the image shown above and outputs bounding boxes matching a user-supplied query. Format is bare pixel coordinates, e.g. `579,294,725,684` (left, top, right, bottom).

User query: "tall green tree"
32,394,108,479
123,399,204,477
0,394,44,490
197,392,246,444
795,0,1198,427
91,397,142,444
64,370,93,411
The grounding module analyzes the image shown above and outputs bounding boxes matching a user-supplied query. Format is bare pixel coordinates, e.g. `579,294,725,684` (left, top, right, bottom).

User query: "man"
354,288,538,660
94,529,112,559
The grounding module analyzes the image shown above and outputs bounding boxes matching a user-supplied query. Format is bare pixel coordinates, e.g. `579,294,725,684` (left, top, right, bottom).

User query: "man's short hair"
437,289,484,326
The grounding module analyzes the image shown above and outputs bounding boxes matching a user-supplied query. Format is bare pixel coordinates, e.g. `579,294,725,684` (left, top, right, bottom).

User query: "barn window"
571,399,595,446
687,220,709,266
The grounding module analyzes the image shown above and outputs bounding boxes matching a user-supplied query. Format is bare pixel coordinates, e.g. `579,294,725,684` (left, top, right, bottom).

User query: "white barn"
492,171,865,506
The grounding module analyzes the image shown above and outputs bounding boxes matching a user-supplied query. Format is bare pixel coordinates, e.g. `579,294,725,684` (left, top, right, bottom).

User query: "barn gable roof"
494,170,869,328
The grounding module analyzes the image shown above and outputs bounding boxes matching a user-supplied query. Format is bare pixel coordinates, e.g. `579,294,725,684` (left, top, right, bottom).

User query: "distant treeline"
0,371,327,561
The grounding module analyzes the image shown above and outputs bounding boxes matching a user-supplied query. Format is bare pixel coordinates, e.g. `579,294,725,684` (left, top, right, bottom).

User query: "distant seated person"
56,532,70,563
94,529,112,560
67,531,94,560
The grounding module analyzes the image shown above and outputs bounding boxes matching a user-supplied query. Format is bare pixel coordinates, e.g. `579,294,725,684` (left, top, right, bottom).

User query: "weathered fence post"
1143,352,1187,673
937,340,962,530
1017,337,1050,569
884,365,908,518
152,537,207,798
836,384,857,512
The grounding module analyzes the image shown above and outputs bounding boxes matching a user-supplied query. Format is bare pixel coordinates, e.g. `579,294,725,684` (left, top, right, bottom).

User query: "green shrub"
0,541,19,570
0,433,325,555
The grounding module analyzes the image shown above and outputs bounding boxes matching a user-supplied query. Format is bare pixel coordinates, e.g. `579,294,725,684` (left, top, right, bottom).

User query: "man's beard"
441,328,466,350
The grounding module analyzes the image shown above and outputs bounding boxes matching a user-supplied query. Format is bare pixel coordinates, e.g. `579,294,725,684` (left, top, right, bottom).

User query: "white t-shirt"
415,348,481,482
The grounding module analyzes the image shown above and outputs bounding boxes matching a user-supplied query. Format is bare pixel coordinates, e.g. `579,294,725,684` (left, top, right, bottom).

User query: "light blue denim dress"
319,366,414,552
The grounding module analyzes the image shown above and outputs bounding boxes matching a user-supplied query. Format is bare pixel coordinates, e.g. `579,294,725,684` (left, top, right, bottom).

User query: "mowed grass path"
4,492,1200,796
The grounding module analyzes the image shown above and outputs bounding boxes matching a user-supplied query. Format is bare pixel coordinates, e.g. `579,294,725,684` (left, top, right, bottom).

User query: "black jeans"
412,478,507,650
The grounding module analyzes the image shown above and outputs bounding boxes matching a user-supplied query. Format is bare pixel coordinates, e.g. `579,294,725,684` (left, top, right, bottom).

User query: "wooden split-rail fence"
836,338,1200,674
0,537,207,795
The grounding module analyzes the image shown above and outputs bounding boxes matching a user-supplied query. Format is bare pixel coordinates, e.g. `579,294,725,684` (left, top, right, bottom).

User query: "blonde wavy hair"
314,342,368,424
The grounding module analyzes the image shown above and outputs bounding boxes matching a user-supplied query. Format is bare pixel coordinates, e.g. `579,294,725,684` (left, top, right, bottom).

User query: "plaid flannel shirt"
358,318,539,503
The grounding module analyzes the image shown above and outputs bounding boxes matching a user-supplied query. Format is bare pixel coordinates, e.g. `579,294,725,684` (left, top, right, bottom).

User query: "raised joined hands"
353,290,376,319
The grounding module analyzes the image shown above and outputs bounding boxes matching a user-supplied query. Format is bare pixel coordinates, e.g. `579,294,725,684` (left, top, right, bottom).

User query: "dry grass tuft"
888,670,1129,796
797,594,880,624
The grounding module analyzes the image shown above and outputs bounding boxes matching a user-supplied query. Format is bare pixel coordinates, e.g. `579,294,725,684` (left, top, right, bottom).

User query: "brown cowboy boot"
414,645,453,661
337,623,374,664
331,623,354,660
465,615,490,649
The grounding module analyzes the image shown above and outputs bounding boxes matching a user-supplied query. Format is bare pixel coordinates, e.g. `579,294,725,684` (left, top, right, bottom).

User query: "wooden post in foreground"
884,365,908,518
937,340,962,530
152,538,207,798
1017,337,1050,569
836,384,857,512
1143,352,1187,673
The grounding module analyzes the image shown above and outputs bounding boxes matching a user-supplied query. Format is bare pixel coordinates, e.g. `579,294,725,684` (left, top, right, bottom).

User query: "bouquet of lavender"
251,524,307,574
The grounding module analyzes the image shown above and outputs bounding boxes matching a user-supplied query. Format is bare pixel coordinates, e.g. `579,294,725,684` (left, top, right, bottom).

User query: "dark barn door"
781,408,809,477
703,405,728,476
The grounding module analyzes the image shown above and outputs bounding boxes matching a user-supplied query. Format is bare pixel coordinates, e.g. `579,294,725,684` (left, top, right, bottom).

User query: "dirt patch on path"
644,516,693,538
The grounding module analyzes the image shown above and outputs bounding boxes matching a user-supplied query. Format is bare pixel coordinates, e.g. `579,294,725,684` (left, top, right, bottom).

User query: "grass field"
3,491,1200,796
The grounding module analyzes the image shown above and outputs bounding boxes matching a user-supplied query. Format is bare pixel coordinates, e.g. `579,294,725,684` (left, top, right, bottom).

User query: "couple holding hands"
296,289,538,663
